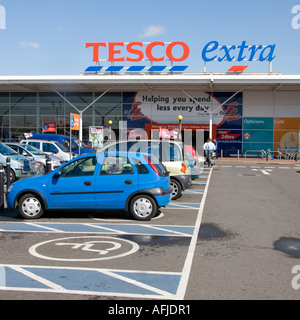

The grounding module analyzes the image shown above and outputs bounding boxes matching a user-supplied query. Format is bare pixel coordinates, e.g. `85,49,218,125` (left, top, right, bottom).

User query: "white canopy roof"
0,72,300,92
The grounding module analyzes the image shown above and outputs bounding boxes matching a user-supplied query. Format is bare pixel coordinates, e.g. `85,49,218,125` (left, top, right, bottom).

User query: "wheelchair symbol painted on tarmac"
29,236,139,262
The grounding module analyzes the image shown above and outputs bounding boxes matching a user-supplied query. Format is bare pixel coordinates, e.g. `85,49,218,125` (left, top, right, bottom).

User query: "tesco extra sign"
86,41,190,62
85,40,276,64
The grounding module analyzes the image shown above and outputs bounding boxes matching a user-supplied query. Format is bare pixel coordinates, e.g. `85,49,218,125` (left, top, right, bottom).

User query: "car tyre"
170,179,182,200
9,169,16,183
18,193,44,219
129,195,157,221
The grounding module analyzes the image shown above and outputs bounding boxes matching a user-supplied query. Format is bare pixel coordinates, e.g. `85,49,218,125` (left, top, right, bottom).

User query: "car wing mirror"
52,170,61,179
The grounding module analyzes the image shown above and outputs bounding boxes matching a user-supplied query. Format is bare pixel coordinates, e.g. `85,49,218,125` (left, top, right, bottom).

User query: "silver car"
5,142,62,171
0,142,34,182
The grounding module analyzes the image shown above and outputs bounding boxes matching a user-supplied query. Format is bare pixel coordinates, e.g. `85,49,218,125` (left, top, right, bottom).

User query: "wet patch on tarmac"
274,237,300,258
198,223,229,240
122,234,190,247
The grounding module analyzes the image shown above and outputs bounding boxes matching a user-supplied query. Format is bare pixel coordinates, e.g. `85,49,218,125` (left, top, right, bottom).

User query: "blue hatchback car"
6,152,171,221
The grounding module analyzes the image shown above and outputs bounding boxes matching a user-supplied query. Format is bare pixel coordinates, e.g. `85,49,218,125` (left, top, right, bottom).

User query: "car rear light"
180,163,187,173
146,157,161,176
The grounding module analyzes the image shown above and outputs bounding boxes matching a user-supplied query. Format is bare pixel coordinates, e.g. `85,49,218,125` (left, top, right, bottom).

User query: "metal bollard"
6,157,10,189
46,156,52,173
0,164,4,210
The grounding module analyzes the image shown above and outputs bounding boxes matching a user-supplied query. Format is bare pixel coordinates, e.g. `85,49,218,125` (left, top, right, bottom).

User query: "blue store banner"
214,92,243,155
122,92,152,129
213,92,243,130
122,91,244,155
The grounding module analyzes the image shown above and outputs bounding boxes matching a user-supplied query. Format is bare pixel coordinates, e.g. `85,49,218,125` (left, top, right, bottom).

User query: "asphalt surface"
0,161,300,301
187,161,300,300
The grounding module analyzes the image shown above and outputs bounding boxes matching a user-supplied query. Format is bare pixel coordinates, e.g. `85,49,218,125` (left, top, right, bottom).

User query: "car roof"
30,133,76,140
72,151,150,159
22,139,58,143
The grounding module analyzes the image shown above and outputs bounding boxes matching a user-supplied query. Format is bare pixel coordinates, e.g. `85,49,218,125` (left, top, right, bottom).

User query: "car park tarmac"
1,162,300,300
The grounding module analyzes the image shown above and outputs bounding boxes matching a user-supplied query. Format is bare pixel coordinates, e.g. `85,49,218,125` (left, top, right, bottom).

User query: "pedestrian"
203,138,215,167
213,139,218,159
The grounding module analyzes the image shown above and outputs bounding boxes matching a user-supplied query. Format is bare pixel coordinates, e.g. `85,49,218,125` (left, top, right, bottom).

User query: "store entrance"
181,129,210,157
145,123,216,157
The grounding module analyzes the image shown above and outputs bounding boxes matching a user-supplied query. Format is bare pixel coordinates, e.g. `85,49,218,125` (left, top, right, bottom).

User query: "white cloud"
20,41,41,49
140,25,166,37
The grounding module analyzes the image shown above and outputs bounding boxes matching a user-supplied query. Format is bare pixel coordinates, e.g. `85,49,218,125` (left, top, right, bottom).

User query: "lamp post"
108,120,112,141
178,115,182,140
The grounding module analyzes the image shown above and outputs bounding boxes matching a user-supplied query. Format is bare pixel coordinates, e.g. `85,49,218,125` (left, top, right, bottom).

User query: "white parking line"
176,166,213,299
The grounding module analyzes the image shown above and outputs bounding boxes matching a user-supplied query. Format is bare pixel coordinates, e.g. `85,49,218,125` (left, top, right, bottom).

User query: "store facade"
0,73,300,156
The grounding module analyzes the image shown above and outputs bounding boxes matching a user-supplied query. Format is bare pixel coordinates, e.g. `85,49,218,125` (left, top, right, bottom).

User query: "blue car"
6,152,171,221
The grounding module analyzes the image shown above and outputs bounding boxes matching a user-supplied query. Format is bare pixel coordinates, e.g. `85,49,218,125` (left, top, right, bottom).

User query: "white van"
21,139,76,162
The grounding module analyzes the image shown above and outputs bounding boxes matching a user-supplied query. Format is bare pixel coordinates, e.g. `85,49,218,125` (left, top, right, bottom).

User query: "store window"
0,93,9,140
10,93,37,140
0,91,123,142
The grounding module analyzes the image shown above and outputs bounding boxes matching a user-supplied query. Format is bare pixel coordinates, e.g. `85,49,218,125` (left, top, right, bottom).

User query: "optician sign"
84,40,276,73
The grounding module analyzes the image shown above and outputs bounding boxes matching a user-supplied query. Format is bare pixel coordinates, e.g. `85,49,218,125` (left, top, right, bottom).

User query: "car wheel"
18,193,44,219
170,179,182,200
9,169,16,183
129,195,157,221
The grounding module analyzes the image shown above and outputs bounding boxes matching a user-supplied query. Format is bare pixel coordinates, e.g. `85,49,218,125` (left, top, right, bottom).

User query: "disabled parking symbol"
29,236,139,262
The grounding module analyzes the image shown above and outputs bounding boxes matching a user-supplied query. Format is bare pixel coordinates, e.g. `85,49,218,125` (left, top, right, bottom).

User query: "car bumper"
173,174,192,190
6,192,15,209
155,193,171,208
154,187,172,207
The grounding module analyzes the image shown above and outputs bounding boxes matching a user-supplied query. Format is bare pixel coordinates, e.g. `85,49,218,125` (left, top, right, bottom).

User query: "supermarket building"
0,41,300,156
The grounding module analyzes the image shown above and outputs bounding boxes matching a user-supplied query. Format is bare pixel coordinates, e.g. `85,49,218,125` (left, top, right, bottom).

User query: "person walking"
203,138,215,167
213,139,218,159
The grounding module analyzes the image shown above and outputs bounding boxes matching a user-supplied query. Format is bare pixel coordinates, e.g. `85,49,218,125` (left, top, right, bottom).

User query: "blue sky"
0,0,299,75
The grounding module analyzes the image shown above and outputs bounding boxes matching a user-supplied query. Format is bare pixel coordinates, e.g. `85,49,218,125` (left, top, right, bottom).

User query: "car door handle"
124,180,132,185
84,181,92,186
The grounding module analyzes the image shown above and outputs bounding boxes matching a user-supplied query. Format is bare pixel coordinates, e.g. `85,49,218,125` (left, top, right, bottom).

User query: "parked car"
24,133,95,155
0,142,35,182
98,140,192,200
6,152,172,221
20,139,76,162
5,142,62,171
184,145,205,179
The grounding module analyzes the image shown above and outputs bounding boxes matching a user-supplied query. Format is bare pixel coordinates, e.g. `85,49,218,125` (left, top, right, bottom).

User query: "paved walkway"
215,157,298,164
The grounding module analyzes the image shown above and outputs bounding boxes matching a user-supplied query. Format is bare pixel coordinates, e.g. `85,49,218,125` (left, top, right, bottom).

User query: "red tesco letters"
86,41,190,62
